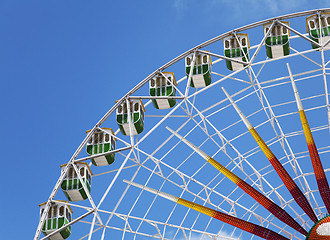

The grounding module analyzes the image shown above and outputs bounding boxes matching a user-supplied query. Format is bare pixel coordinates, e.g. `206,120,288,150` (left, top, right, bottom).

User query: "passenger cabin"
185,52,212,88
60,163,92,202
149,72,177,109
306,13,330,49
223,34,249,71
116,99,145,135
39,201,72,240
86,128,116,166
263,22,290,58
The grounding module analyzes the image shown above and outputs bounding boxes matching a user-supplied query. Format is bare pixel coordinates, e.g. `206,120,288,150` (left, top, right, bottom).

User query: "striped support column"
166,127,307,236
288,63,330,214
124,180,290,240
223,87,318,223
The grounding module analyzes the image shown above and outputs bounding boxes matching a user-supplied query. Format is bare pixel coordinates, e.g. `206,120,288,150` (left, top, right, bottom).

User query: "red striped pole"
223,87,318,223
288,63,330,214
167,127,307,235
124,180,290,240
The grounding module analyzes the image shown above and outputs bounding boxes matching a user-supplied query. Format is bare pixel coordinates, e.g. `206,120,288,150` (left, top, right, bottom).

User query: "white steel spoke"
36,9,330,240
321,46,330,135
244,64,322,212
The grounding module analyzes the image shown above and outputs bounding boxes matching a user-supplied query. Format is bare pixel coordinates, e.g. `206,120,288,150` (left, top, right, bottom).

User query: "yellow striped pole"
166,126,307,235
124,180,290,240
222,87,318,223
288,63,330,214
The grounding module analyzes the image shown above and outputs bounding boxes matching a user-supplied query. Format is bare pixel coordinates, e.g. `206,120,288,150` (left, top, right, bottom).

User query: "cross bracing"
35,9,330,240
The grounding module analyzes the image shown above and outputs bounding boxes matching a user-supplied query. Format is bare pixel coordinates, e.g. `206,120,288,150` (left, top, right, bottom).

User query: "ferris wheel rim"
92,8,330,135
35,8,330,240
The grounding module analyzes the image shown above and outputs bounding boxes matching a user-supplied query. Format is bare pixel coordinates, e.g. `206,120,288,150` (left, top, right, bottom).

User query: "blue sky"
1,1,330,239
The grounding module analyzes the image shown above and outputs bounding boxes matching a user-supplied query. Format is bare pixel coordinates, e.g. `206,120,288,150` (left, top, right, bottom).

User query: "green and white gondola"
149,72,177,109
223,33,249,71
185,53,211,88
60,163,92,202
263,21,290,58
306,13,330,49
116,99,145,135
86,128,116,166
39,201,72,240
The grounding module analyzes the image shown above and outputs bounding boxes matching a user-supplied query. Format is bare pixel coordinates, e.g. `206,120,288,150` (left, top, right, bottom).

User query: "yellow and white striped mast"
222,87,318,223
166,126,307,235
288,63,330,214
123,180,290,240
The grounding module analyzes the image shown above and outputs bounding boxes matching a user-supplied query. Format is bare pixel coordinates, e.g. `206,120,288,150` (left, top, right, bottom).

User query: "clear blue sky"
1,1,329,239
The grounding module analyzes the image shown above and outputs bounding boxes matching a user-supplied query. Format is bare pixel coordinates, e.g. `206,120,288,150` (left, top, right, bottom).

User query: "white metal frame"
35,8,330,240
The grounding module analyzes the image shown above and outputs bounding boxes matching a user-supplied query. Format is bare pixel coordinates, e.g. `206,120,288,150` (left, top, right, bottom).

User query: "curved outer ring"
79,8,330,161
35,8,330,240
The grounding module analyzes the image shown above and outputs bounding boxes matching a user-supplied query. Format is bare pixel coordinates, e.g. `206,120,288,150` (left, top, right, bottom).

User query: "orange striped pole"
166,126,307,235
288,63,330,214
124,180,290,240
222,87,318,223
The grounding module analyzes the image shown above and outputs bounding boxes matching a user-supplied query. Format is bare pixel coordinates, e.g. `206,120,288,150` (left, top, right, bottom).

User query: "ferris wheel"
35,8,330,240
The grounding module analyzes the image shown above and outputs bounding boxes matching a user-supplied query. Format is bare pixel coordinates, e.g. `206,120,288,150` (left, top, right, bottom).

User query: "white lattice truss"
35,8,330,240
